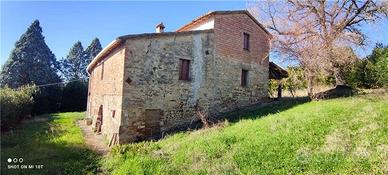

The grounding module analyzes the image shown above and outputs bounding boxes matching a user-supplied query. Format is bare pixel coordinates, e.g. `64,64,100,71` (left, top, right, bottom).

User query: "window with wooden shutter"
241,69,248,86
243,33,250,51
179,59,190,81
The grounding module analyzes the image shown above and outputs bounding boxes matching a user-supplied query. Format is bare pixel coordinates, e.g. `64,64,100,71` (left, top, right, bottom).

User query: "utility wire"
11,79,88,89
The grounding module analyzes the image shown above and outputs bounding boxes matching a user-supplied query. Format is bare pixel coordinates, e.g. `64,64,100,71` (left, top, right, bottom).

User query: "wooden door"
144,109,161,138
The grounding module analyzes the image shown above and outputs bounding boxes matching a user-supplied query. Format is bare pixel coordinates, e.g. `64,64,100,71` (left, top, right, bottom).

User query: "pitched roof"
269,62,288,80
176,10,272,37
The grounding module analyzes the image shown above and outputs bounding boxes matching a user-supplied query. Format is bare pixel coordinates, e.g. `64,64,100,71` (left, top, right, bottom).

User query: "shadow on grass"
167,97,311,134
128,97,311,142
1,114,100,175
222,97,311,123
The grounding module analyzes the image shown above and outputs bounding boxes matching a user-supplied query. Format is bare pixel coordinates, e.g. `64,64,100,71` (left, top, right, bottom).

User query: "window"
179,59,190,81
243,33,250,51
101,63,104,80
241,69,248,87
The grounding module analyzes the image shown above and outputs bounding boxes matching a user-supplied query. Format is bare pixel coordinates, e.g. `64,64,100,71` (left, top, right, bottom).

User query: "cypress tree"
0,20,61,88
62,41,85,81
84,38,102,71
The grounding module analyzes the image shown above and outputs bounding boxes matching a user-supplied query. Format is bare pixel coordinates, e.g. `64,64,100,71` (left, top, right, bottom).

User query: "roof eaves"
117,29,213,40
86,39,123,73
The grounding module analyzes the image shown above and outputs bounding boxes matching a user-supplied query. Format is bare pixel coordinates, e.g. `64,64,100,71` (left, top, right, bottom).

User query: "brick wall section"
87,46,125,141
214,13,270,66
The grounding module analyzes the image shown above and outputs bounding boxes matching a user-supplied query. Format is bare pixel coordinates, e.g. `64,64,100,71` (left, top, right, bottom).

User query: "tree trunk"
307,75,315,98
333,66,346,86
277,80,282,99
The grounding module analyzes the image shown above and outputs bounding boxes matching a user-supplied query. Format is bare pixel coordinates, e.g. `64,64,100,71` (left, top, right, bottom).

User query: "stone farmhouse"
86,10,287,144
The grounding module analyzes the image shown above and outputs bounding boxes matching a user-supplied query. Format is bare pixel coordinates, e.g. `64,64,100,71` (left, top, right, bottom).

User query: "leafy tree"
283,67,307,96
345,43,388,88
0,20,61,88
250,0,387,96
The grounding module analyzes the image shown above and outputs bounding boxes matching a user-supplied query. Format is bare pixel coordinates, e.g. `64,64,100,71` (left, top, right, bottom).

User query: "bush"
269,67,308,97
344,43,388,88
0,85,38,131
60,81,88,112
33,85,62,114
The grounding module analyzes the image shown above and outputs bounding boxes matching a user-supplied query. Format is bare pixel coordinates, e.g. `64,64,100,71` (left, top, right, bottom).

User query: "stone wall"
119,31,215,143
87,45,125,141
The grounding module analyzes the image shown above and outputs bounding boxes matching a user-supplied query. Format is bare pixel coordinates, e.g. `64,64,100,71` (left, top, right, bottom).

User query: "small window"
243,33,250,51
241,69,248,86
101,63,104,80
179,59,190,81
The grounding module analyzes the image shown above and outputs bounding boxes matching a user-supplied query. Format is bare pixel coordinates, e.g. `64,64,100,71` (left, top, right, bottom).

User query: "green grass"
1,112,99,175
102,94,388,175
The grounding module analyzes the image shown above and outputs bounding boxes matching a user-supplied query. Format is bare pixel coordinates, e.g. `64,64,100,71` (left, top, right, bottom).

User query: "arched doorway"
95,105,103,133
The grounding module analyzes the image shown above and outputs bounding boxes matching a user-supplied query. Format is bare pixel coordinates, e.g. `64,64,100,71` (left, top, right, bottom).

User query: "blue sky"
1,1,387,67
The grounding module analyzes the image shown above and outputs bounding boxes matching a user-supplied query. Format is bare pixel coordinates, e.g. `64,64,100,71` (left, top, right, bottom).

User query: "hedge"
0,85,38,131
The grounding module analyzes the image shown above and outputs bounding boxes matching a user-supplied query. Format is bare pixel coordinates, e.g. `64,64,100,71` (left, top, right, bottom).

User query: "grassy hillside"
1,112,99,175
102,94,388,174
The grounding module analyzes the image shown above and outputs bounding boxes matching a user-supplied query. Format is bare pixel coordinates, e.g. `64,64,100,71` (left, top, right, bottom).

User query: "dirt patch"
77,120,109,155
321,129,351,153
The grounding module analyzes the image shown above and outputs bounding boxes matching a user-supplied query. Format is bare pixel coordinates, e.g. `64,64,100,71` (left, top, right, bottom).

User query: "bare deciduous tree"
248,0,387,96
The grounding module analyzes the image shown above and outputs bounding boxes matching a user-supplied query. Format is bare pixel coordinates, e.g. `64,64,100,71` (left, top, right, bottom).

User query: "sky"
1,1,387,68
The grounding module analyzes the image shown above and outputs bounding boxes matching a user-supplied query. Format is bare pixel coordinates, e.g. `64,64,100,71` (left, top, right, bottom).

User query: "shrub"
33,85,62,114
60,81,88,112
0,85,38,131
269,67,308,97
344,43,388,88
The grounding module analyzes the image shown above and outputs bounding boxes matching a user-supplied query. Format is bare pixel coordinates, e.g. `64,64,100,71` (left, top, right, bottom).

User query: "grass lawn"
1,112,99,175
102,94,388,174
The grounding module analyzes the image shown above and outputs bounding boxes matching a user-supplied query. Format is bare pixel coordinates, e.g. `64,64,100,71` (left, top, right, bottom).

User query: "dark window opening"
243,33,250,51
179,59,190,81
241,69,248,87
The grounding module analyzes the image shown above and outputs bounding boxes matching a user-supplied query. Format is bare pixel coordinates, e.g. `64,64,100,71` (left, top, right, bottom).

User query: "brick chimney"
156,22,165,33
